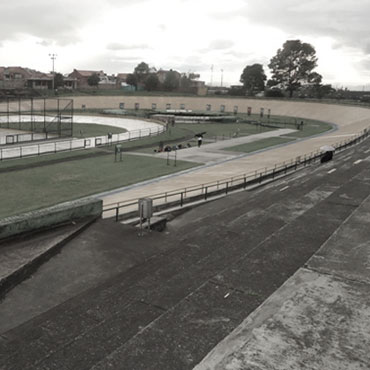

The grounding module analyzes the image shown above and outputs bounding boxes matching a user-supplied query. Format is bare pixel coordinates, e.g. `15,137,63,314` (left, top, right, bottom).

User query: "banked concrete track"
67,97,370,207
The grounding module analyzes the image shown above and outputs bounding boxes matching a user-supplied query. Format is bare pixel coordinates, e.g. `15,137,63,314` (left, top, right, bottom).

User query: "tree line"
240,39,333,99
125,62,197,92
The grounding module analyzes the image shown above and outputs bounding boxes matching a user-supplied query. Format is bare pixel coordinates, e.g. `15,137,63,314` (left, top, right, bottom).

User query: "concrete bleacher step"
0,219,94,298
2,147,370,370
2,175,366,369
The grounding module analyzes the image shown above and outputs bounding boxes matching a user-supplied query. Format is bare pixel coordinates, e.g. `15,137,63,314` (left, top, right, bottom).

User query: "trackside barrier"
0,125,166,161
103,127,370,221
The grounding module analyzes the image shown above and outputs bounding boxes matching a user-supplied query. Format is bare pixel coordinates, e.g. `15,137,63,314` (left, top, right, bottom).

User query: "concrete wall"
0,198,102,240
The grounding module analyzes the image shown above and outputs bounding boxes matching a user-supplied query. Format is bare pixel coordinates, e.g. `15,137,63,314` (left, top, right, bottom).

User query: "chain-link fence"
0,98,73,144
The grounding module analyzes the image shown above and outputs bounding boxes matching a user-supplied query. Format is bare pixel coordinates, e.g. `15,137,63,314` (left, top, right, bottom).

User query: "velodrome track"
2,97,370,369
67,96,370,206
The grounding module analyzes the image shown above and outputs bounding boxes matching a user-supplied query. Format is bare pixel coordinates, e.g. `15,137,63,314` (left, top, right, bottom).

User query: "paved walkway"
126,128,296,165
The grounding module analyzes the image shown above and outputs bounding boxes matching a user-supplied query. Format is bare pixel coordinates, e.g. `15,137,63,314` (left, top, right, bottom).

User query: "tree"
53,73,64,89
87,73,100,87
134,62,150,83
268,40,319,98
145,73,159,91
163,70,180,91
240,64,266,96
126,73,138,90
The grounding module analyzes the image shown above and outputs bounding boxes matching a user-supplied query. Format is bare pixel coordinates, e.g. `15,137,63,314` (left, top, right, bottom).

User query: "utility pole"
221,69,224,87
49,53,57,90
210,65,214,86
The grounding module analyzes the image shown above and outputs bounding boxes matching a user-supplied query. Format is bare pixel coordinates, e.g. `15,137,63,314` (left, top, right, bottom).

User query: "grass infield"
0,152,197,219
0,116,332,219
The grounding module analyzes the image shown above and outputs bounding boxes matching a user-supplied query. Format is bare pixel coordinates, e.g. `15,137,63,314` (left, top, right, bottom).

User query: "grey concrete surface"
1,140,370,369
194,268,370,370
194,166,370,369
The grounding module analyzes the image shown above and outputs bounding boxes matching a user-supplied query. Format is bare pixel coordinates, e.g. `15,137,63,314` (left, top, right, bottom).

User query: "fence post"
205,186,208,200
115,207,119,222
180,192,184,207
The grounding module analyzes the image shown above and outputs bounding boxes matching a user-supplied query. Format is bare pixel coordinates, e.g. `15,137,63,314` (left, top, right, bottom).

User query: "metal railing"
102,127,370,221
0,125,166,161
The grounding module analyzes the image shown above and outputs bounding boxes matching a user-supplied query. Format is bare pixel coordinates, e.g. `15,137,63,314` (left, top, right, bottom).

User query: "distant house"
62,76,77,90
188,79,207,96
0,66,53,90
156,69,181,84
68,69,108,89
116,73,129,88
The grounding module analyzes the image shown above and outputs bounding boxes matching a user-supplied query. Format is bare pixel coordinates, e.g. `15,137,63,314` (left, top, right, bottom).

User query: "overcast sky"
1,0,370,89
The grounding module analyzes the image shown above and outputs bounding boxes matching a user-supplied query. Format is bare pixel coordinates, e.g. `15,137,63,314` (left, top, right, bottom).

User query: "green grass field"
0,151,197,219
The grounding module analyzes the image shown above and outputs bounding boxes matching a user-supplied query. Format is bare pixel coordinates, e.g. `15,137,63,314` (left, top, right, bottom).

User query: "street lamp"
49,53,57,90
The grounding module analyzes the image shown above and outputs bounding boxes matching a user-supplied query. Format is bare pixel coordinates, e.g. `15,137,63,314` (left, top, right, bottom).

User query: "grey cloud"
244,0,370,55
79,54,138,73
0,1,95,45
36,40,53,47
209,39,234,50
0,0,148,45
106,43,150,51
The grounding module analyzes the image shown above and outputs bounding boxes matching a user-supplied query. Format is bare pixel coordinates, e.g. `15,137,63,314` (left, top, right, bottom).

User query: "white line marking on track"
364,149,370,154
280,186,289,192
354,159,363,165
328,169,336,174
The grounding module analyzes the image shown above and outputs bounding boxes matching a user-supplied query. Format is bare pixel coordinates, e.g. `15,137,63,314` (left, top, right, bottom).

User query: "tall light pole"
221,69,224,87
210,65,214,86
49,53,57,90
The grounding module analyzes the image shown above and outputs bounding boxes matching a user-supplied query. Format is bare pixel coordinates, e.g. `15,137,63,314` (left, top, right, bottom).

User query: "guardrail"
102,127,370,222
0,125,166,161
